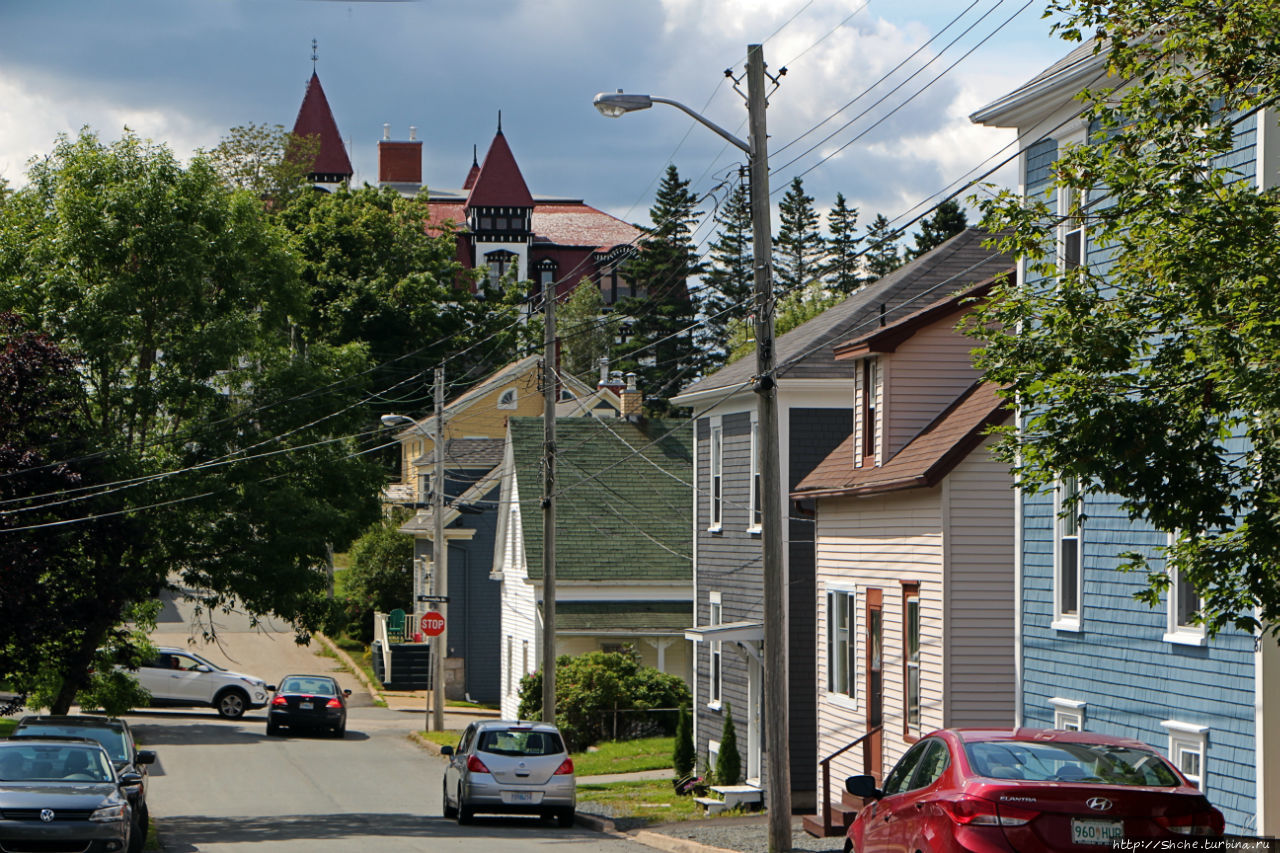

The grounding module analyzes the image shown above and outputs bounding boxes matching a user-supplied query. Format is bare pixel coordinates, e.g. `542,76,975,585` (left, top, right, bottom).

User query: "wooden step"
801,814,830,838
831,799,860,827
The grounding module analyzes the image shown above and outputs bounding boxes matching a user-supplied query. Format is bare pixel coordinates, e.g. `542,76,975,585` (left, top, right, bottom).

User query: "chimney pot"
410,125,417,141
383,123,391,141
620,374,642,420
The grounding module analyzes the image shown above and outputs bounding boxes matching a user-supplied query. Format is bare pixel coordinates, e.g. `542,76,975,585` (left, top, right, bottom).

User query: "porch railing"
818,725,882,833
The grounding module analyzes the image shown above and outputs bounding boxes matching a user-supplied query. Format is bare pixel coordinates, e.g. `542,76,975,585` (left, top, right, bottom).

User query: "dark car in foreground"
10,716,155,853
0,737,135,853
441,720,575,827
266,675,350,738
844,727,1224,853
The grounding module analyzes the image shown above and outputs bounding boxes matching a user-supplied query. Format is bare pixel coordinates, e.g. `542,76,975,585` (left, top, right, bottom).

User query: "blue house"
971,42,1280,835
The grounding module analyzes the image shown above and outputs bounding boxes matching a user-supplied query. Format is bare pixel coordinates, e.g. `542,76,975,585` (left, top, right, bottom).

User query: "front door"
864,588,883,780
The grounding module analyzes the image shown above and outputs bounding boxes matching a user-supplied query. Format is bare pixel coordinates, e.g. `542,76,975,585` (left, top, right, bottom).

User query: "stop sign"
420,611,445,637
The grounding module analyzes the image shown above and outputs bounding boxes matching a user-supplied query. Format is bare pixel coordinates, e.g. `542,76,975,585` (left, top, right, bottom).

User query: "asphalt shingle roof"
509,417,693,582
551,601,693,632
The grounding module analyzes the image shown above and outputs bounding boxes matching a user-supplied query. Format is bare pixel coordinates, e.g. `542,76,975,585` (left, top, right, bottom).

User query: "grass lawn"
417,731,674,778
576,779,702,824
0,718,15,737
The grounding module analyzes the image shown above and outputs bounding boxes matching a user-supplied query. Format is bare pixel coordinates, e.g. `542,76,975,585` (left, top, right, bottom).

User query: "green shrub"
716,703,742,786
673,704,694,778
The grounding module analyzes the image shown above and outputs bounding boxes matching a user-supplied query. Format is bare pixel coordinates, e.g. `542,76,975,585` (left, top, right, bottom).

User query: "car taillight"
553,758,574,775
325,698,342,708
271,695,287,706
1157,807,1225,836
466,755,491,774
938,796,1036,827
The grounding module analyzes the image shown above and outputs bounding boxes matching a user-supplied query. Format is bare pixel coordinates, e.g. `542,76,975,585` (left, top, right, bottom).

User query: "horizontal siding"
883,315,983,459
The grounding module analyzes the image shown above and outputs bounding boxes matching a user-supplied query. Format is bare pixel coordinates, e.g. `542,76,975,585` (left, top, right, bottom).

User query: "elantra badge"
1086,797,1112,811
40,808,55,822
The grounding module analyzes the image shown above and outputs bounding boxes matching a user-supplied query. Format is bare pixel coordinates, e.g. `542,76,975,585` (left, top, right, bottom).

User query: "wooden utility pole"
748,43,792,852
431,366,447,732
541,285,557,723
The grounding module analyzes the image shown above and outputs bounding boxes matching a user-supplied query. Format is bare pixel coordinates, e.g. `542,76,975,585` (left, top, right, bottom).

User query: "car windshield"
965,739,1182,787
0,745,114,783
477,728,564,757
279,677,336,695
14,726,128,762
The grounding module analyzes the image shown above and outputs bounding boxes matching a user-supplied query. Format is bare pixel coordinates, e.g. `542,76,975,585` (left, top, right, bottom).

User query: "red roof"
466,131,534,208
291,72,352,179
532,204,640,249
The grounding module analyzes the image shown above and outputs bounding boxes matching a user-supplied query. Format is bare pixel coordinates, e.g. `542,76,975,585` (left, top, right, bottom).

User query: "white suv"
134,648,272,719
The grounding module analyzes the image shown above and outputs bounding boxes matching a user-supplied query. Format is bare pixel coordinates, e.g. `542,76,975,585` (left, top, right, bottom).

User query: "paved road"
130,590,651,853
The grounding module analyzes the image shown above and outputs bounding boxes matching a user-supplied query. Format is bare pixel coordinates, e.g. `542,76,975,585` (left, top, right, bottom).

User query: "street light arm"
649,97,750,153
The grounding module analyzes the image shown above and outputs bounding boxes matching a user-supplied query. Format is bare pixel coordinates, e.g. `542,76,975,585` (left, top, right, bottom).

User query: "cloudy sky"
0,0,1070,241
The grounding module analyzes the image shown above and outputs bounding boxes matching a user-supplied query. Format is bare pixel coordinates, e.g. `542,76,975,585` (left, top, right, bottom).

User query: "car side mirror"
195,665,212,673
343,689,352,697
846,775,883,800
118,771,144,788
266,685,277,692
136,750,157,765
440,745,454,756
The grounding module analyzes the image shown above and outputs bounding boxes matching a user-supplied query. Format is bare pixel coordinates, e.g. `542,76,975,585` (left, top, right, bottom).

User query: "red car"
843,727,1224,853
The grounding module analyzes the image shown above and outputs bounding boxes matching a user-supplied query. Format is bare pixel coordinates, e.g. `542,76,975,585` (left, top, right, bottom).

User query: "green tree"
716,703,742,786
559,278,616,384
906,199,967,261
863,213,903,282
673,703,695,779
345,511,415,614
205,122,319,205
0,129,383,711
725,282,843,364
825,192,862,295
774,176,827,295
969,2,1280,636
701,181,754,368
614,165,705,411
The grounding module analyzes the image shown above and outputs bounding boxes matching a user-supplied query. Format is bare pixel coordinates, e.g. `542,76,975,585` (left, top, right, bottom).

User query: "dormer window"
485,250,518,291
858,357,881,467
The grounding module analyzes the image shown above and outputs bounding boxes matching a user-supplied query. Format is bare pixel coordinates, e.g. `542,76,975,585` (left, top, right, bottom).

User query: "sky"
0,0,1071,242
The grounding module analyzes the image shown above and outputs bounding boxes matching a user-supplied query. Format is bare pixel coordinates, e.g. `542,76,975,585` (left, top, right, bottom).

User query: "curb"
315,632,385,707
628,829,739,853
409,730,446,755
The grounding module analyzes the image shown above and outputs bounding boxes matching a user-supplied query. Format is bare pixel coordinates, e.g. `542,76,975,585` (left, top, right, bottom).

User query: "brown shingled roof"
531,203,640,249
466,130,534,208
291,72,352,180
793,381,1010,498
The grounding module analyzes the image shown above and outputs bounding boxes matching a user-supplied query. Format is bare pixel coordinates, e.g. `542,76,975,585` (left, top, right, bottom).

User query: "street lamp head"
593,90,654,118
380,413,415,429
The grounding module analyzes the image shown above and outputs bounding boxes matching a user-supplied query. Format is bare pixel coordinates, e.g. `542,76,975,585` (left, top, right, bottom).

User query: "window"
522,640,529,677
1053,476,1083,630
1165,535,1206,645
484,250,517,290
881,740,930,796
904,585,921,738
497,388,517,410
827,590,855,699
1050,697,1086,731
1061,185,1085,270
1161,720,1209,790
748,420,762,531
506,636,513,695
860,358,879,464
709,425,723,530
709,592,723,707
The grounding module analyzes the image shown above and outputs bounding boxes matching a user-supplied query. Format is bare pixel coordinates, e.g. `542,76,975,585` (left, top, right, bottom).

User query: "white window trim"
747,419,762,534
1165,534,1207,646
708,422,723,532
1050,697,1086,731
497,388,518,410
1161,720,1209,790
825,588,857,710
708,592,723,710
1052,477,1084,632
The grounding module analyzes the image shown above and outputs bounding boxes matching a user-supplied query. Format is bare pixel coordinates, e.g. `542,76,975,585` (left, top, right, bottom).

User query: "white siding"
883,312,982,459
814,487,945,804
943,437,1017,727
498,475,539,720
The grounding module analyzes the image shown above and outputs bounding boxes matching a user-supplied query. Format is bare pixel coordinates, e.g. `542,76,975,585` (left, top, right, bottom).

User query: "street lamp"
594,45,791,853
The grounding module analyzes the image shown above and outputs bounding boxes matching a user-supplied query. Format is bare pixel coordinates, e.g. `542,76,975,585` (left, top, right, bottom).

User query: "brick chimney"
378,124,423,185
597,359,626,396
620,372,642,421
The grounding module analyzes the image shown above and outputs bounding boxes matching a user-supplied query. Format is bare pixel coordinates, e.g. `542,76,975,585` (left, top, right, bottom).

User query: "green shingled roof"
549,601,693,632
509,417,692,582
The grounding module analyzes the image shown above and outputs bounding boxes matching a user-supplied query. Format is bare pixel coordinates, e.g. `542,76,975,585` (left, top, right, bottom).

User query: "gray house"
670,227,1011,805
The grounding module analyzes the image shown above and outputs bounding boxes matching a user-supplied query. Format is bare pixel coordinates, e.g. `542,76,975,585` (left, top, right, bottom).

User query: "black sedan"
11,715,155,853
0,737,136,853
266,675,351,738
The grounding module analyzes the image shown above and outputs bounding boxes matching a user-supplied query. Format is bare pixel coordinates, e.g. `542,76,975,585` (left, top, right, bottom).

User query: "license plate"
501,791,541,804
299,701,313,710
1071,818,1124,845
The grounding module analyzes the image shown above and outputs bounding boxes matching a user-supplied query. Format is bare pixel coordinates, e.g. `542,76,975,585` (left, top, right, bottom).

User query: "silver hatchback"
440,720,575,827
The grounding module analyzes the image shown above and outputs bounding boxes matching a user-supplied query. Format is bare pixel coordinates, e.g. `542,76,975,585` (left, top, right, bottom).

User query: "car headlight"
90,803,128,822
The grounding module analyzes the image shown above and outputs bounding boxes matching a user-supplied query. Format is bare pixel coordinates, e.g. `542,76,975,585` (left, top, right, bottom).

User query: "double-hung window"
1061,185,1085,271
1161,720,1209,790
859,358,879,466
709,425,723,530
1165,533,1206,645
709,592,723,707
903,585,921,737
748,420,762,532
1053,476,1083,630
826,590,855,699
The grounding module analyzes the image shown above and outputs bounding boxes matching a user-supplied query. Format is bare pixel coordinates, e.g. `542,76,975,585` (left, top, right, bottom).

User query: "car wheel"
456,785,473,825
215,688,248,719
556,808,575,828
442,779,457,819
128,811,146,853
266,721,281,736
332,722,346,739
842,838,853,853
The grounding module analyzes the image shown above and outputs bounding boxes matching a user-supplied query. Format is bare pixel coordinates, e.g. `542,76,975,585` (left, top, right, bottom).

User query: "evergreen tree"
905,199,967,260
864,213,903,282
613,165,705,412
774,176,826,295
559,278,616,384
700,181,753,369
673,704,695,780
716,703,742,786
825,192,862,295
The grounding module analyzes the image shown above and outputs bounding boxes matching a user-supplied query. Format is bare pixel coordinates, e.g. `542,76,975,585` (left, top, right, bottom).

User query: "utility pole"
431,366,447,732
748,43,791,852
541,284,557,724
